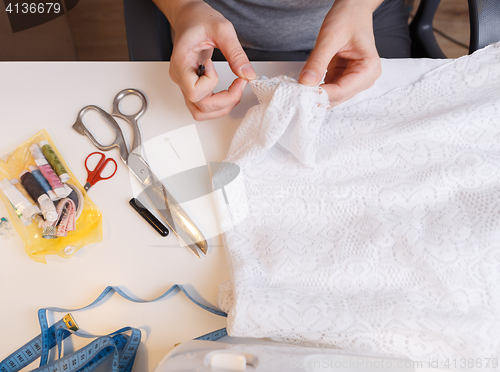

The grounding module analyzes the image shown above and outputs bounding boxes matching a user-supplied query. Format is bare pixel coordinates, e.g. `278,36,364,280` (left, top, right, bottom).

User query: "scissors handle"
72,89,148,163
85,152,118,186
112,89,147,155
73,105,130,163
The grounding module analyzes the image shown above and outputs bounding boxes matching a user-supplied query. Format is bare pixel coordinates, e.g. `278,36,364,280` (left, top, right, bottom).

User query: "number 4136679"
5,3,61,14
444,358,498,369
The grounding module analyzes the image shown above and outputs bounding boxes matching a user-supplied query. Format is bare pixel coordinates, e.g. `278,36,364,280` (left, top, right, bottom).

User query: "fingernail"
299,70,318,86
241,63,257,80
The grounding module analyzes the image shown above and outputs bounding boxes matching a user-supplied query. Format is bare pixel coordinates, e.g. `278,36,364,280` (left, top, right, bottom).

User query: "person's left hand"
298,0,383,107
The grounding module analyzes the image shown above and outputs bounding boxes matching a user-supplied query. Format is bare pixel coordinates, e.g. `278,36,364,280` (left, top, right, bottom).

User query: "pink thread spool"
34,163,68,198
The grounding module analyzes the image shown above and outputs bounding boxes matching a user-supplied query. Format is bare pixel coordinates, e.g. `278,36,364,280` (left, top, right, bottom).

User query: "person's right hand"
298,0,382,107
157,0,257,121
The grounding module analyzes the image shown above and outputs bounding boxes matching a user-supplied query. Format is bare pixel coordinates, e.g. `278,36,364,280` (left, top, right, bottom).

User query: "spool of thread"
0,178,37,224
19,171,58,222
40,199,58,223
39,141,70,183
29,143,47,162
11,179,36,204
10,179,41,214
31,163,68,199
20,170,47,203
28,165,58,201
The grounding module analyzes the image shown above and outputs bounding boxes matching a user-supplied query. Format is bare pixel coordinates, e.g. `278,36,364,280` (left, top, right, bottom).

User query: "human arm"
299,0,384,106
153,0,257,120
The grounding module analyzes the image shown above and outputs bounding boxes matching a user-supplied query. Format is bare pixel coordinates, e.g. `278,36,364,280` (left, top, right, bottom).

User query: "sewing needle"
165,138,181,159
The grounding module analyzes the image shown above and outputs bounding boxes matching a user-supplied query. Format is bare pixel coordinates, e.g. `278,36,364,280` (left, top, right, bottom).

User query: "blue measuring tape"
0,285,227,372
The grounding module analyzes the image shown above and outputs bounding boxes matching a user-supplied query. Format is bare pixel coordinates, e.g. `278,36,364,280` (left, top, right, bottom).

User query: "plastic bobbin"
64,246,75,255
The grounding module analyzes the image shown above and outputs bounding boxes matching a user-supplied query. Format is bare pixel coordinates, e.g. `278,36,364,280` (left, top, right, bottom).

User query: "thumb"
299,37,341,86
215,24,257,81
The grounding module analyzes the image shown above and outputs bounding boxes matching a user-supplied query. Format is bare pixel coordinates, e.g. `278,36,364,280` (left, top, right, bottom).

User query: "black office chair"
122,0,500,61
409,0,500,58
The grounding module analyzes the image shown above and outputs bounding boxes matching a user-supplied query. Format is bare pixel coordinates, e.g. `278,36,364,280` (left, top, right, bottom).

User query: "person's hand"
299,0,383,107
156,0,257,120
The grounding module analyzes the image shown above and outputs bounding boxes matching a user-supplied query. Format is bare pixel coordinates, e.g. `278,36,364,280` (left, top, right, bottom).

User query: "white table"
0,58,448,371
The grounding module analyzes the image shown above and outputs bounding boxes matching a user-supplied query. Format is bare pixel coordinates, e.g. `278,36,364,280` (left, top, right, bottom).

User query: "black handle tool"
129,198,169,237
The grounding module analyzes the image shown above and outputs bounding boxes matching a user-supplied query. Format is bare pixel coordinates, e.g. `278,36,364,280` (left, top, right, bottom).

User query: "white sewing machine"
154,337,445,371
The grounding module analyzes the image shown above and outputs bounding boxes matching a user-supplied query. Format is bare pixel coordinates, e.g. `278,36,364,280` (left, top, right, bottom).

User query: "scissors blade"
127,153,208,257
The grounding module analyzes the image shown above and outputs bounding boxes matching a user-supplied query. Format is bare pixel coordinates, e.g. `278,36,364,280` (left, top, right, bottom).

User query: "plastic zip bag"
0,129,102,263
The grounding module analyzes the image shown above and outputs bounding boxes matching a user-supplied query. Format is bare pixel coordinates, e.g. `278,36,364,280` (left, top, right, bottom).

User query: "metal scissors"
72,88,208,257
84,152,118,191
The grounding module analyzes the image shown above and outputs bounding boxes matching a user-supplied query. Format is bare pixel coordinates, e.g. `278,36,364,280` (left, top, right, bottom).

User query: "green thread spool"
39,140,70,183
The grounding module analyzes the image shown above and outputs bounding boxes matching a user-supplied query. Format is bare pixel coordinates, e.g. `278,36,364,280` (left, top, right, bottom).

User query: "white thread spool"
0,178,37,225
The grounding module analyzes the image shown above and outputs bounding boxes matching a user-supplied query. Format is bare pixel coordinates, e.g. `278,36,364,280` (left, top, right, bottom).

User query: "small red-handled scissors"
84,152,118,191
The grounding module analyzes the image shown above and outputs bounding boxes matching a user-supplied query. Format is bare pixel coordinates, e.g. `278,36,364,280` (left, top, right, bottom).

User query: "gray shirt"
204,0,334,52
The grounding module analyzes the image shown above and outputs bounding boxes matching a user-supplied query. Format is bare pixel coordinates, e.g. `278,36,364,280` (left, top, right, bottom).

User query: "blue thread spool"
29,166,58,201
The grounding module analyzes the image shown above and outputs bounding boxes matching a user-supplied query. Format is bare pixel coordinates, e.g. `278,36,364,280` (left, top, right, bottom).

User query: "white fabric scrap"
217,43,500,369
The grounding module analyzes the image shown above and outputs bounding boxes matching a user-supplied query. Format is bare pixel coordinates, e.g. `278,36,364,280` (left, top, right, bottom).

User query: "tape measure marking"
1,284,227,372
196,327,228,341
0,317,74,372
36,331,134,372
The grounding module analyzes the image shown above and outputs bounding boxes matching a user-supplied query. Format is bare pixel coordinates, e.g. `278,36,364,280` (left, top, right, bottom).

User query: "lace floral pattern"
218,43,500,369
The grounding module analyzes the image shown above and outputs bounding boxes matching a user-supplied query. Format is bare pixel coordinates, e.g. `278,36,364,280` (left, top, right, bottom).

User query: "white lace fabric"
217,43,500,368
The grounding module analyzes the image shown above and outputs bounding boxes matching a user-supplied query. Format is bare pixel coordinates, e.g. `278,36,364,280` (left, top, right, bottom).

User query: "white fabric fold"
218,43,500,368
226,76,330,168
